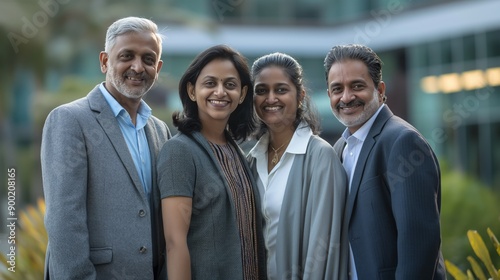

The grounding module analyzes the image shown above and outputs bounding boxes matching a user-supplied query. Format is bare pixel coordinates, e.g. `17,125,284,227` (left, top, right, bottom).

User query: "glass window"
465,124,480,178
411,43,429,68
440,39,453,65
463,34,476,62
486,29,500,58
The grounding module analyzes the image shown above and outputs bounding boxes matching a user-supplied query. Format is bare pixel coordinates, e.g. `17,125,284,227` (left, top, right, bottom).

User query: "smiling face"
100,31,163,100
188,58,247,129
327,59,385,133
253,66,301,132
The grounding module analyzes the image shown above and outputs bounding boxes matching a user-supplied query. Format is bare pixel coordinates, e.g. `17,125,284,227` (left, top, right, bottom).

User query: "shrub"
0,198,47,279
446,228,500,280
441,162,500,277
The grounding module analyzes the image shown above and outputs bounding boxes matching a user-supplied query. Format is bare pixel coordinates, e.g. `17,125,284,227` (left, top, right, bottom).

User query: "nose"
266,91,278,103
213,83,226,97
340,89,355,104
130,57,145,73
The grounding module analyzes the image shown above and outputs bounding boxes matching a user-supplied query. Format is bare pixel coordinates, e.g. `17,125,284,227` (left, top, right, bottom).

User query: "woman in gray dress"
157,45,266,280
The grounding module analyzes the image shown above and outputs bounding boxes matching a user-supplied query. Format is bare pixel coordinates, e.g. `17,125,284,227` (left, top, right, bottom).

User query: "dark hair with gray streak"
251,52,321,138
324,44,383,87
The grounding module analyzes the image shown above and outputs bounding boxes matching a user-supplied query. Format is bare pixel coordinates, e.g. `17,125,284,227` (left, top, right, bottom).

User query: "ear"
187,82,196,101
156,60,163,74
326,88,331,98
239,85,248,104
99,51,108,74
377,81,386,102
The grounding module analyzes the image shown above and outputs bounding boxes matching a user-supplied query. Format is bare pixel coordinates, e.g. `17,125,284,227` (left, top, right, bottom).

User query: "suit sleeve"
387,131,442,279
41,106,96,279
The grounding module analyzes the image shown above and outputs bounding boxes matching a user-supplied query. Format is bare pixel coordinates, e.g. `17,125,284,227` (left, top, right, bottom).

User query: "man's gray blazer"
41,85,171,279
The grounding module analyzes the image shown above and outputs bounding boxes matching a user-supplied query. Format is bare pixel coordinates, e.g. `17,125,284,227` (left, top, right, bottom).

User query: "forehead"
199,58,239,78
254,66,290,84
327,59,371,84
111,31,161,56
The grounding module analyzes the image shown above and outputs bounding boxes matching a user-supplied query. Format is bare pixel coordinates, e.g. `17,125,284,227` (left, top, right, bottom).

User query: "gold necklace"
270,140,289,165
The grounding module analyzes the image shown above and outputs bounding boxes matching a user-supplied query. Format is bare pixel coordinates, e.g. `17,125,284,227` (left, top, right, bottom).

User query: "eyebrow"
255,82,289,87
329,79,366,87
202,75,238,81
117,49,158,58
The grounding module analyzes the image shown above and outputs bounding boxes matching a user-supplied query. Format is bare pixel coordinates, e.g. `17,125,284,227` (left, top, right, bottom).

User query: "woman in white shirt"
247,52,348,280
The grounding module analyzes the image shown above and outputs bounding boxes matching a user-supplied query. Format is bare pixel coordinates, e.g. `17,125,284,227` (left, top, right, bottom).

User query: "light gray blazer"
41,85,171,280
248,134,349,280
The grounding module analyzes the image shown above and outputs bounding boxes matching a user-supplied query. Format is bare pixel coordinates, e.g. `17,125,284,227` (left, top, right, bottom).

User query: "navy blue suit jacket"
333,105,446,280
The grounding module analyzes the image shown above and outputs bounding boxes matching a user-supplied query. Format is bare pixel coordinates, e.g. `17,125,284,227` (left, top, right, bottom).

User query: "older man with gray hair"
41,17,171,279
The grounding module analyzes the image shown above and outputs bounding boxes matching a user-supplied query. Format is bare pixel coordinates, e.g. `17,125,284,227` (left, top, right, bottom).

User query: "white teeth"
210,100,228,105
127,77,142,81
264,106,281,111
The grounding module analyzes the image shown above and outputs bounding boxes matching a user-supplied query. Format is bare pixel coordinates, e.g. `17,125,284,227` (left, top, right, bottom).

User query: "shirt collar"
99,83,152,126
341,104,385,142
249,121,312,158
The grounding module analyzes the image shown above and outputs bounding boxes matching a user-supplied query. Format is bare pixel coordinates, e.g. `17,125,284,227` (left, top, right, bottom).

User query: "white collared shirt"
248,123,312,280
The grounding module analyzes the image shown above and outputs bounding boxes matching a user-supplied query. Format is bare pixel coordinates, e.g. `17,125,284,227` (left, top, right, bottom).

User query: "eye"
144,56,155,65
119,53,133,60
276,87,288,94
204,80,216,87
255,88,267,95
330,86,342,94
225,82,237,89
353,84,365,90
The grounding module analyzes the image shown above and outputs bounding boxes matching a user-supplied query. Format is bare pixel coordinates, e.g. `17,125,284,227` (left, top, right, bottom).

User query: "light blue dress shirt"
99,83,152,202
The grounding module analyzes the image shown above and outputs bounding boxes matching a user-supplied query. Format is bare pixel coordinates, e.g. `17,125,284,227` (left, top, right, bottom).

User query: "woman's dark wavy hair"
251,52,321,138
173,44,256,142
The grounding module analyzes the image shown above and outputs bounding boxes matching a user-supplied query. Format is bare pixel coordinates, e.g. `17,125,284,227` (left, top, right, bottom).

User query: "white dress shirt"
248,123,312,280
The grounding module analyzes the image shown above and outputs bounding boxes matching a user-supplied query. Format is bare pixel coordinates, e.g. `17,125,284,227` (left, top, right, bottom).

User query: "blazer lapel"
345,105,393,225
87,86,145,196
333,138,346,162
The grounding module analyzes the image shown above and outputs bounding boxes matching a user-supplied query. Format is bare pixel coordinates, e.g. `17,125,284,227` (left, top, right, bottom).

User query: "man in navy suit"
324,44,446,280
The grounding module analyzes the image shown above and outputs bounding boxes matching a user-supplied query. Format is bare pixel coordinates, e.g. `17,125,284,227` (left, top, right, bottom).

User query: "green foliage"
441,162,500,276
446,228,500,280
0,199,47,279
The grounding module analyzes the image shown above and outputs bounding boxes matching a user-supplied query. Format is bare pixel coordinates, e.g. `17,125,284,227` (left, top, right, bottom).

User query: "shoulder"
161,133,193,151
381,116,425,142
43,96,91,131
44,86,104,124
148,115,171,137
149,114,168,128
376,116,436,160
306,135,336,157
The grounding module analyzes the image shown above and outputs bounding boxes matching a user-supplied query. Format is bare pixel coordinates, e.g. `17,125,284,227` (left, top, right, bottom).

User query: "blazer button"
138,209,146,217
139,246,147,254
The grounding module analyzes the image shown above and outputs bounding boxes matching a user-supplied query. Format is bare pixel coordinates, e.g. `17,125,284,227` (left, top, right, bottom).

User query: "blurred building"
157,0,500,188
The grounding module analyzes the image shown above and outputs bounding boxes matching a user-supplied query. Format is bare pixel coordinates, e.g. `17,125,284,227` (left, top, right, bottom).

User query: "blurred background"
1,0,499,277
